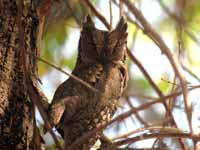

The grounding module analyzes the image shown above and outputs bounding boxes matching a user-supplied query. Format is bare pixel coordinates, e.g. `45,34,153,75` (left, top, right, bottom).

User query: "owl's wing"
48,96,81,128
48,98,66,127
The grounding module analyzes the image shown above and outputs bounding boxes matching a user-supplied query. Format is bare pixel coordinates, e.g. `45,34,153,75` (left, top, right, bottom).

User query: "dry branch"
123,0,192,134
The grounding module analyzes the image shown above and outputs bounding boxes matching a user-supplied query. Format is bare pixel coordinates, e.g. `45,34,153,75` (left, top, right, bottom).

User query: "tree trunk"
0,0,39,149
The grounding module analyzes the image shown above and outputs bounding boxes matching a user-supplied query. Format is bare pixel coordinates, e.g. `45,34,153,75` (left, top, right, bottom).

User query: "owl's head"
78,15,128,65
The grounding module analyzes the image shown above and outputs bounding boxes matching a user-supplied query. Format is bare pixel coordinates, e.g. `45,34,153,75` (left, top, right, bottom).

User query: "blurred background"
37,0,200,149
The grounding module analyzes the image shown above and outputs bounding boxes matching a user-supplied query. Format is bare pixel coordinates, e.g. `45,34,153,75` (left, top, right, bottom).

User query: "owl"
47,15,128,150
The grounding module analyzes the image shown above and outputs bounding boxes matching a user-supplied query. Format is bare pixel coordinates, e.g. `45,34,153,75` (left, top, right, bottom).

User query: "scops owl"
47,15,128,150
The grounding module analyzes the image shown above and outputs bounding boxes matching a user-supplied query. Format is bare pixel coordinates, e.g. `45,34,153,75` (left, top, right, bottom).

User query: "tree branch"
123,0,192,134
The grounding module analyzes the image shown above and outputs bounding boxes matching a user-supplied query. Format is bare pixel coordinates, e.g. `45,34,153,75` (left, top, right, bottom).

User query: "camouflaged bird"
47,16,128,150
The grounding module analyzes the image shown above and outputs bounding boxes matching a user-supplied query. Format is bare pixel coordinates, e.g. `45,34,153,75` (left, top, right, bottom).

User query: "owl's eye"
106,17,127,61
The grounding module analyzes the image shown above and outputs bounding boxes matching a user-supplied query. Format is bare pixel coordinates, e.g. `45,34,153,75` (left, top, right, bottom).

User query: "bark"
0,0,39,149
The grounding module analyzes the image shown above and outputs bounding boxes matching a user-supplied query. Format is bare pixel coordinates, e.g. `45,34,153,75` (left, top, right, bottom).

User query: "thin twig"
157,0,200,46
35,52,99,93
185,30,200,46
112,118,172,141
113,132,199,147
127,49,163,97
123,0,192,134
157,6,200,134
182,64,200,82
112,0,142,29
125,96,149,126
83,0,111,30
119,0,123,17
109,0,113,29
37,0,53,51
64,0,81,26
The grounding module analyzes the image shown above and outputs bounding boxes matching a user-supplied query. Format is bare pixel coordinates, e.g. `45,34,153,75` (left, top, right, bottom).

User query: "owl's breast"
95,63,125,104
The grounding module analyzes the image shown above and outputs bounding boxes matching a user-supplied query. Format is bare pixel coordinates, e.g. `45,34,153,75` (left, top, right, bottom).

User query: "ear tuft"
83,15,95,29
115,17,127,32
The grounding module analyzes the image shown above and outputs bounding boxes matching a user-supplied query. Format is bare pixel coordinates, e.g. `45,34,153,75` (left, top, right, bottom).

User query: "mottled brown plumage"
47,16,128,150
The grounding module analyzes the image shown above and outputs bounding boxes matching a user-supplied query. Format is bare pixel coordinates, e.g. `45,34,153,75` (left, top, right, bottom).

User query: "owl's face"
78,16,127,64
